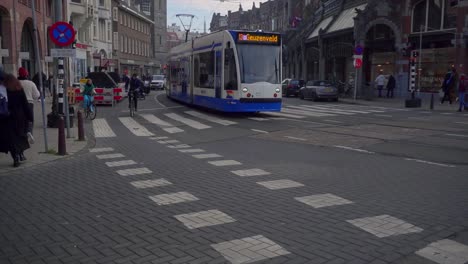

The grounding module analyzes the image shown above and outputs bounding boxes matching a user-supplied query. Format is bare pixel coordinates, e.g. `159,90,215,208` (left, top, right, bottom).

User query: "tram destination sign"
236,32,281,45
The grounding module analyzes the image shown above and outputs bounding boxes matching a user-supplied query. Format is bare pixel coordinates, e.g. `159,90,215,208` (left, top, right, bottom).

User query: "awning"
308,16,333,40
326,4,367,34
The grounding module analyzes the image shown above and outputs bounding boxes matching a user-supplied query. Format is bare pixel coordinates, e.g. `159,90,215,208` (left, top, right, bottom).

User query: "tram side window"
194,56,200,87
224,48,238,90
169,61,180,84
198,51,215,89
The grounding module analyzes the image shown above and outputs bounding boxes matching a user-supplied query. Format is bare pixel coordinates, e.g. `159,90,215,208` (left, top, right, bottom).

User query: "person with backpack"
0,73,33,167
18,67,39,144
457,73,467,112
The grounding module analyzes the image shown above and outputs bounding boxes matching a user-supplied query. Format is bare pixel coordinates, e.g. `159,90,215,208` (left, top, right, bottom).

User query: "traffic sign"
353,58,363,69
50,48,76,58
49,22,76,47
354,45,364,55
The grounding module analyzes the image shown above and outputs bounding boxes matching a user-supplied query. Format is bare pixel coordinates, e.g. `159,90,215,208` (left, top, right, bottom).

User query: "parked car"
281,79,305,97
299,80,339,101
150,75,166,90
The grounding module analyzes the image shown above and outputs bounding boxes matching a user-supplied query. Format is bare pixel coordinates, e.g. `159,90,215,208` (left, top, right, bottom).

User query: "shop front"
417,47,455,92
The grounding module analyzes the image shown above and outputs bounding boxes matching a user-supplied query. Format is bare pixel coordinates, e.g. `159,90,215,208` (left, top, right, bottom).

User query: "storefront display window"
417,47,455,92
412,0,456,32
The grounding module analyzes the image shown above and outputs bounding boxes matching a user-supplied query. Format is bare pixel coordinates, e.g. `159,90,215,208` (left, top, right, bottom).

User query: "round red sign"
354,58,363,69
49,22,76,47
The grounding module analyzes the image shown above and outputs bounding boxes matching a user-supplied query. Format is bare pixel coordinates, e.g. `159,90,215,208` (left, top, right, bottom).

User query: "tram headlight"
242,88,248,93
275,88,280,93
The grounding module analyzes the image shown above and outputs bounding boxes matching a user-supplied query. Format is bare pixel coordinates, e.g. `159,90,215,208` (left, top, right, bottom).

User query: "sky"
167,0,266,33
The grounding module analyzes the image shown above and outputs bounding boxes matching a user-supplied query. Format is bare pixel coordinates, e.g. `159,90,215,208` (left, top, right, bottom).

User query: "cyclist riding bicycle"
82,79,96,112
128,74,142,111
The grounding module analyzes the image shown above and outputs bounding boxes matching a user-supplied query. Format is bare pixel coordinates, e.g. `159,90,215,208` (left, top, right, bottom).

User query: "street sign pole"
353,45,364,101
49,20,76,139
354,68,358,100
31,0,48,152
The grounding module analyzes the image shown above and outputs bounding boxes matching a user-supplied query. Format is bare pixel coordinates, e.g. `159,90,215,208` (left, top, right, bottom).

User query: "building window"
119,12,122,24
159,35,162,45
120,35,123,52
99,0,105,7
46,0,52,17
113,32,119,50
412,0,456,32
113,7,118,21
107,21,111,42
93,19,97,39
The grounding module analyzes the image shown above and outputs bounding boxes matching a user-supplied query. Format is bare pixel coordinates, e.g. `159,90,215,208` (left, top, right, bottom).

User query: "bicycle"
84,97,97,120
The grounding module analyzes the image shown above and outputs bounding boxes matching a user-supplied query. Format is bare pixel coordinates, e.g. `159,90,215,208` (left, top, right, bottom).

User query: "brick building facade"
112,0,154,77
0,0,59,76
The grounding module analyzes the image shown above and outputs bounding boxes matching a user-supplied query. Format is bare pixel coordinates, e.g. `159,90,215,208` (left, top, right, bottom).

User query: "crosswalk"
92,105,412,138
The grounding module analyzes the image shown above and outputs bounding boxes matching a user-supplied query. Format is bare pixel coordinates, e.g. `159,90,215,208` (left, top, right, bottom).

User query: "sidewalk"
340,93,463,112
0,99,88,174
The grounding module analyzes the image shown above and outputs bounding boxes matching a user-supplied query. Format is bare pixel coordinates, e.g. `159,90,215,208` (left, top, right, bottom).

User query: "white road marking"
105,160,137,167
150,136,169,140
165,140,179,144
282,108,335,117
284,136,307,141
323,120,343,124
93,119,116,138
96,153,125,159
419,111,432,114
445,133,468,138
455,121,468,125
121,106,184,112
168,144,191,149
333,145,375,154
405,158,455,168
263,112,306,119
373,114,393,118
119,117,154,136
257,179,305,190
149,191,199,205
287,105,355,115
230,169,271,177
251,129,269,134
141,114,184,134
248,117,270,121
90,147,114,153
165,113,211,129
116,167,152,176
178,149,205,153
441,112,454,115
130,179,172,189
192,153,223,159
208,160,242,166
408,117,430,120
185,111,237,126
299,105,370,114
416,239,468,264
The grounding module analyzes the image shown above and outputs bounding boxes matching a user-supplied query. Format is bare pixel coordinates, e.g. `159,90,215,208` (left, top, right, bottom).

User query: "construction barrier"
70,87,123,106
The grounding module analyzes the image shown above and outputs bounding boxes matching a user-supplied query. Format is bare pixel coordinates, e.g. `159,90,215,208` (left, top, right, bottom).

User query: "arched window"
412,0,455,32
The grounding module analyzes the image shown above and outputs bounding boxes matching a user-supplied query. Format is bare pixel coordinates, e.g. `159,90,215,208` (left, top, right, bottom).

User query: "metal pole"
418,25,423,93
353,68,358,100
31,0,48,152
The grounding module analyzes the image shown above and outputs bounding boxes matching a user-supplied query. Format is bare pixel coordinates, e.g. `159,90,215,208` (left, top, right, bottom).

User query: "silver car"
299,80,339,101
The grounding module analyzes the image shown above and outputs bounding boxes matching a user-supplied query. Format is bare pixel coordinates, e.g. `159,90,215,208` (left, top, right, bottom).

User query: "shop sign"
19,52,29,59
0,49,9,57
75,43,89,49
50,48,76,58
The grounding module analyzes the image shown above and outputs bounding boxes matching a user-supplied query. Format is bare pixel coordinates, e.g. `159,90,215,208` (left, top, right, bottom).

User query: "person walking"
386,74,396,98
440,69,453,104
0,73,33,167
457,73,467,112
375,71,386,98
18,67,40,144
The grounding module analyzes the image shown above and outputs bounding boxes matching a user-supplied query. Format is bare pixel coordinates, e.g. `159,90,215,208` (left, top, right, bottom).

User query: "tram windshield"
237,44,280,84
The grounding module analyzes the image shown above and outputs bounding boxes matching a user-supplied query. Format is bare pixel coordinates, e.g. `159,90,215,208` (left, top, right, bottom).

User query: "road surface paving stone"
295,193,354,208
211,235,291,264
130,179,173,189
415,239,468,264
2,97,468,264
347,215,424,238
148,191,200,205
174,209,237,229
256,179,305,190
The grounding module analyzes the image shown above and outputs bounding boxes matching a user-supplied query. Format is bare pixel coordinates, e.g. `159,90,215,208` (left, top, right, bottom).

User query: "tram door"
215,50,222,98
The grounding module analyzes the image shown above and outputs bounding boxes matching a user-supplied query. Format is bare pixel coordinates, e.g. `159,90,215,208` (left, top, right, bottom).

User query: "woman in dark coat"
0,74,33,167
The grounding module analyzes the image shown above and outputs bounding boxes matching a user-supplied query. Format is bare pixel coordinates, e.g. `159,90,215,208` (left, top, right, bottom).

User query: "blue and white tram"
166,30,282,112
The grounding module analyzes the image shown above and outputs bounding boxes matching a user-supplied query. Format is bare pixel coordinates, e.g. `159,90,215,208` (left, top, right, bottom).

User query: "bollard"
58,116,66,155
77,111,85,141
430,93,434,110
